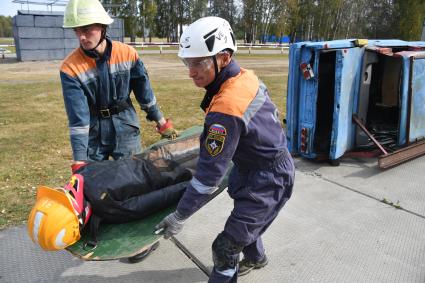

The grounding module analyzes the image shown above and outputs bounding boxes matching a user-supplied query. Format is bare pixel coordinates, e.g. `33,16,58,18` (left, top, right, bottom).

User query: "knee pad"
212,232,244,271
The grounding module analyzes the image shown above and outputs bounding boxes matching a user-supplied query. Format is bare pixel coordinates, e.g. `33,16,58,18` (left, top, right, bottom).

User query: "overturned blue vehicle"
286,39,425,168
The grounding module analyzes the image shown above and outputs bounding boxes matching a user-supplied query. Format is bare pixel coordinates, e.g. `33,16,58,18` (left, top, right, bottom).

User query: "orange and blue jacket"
60,38,162,161
176,60,291,218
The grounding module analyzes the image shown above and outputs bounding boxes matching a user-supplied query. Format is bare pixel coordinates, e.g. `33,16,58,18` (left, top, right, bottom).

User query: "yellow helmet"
63,0,114,28
27,186,81,251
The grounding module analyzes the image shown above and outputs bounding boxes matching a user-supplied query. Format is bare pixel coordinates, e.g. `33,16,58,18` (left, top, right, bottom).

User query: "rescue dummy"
28,127,201,251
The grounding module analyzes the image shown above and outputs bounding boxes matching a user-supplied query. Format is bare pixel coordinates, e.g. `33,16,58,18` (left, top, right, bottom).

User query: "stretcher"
66,126,229,260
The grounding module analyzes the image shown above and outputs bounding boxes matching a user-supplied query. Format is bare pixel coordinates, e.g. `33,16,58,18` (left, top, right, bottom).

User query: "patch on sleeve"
205,124,227,157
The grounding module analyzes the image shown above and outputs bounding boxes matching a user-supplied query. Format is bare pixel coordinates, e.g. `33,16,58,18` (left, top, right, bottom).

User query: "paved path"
1,155,425,283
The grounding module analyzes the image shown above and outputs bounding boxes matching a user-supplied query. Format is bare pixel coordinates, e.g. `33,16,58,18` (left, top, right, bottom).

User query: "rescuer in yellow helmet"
61,0,178,175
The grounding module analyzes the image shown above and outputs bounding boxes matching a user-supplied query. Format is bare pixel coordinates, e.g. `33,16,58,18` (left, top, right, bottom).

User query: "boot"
238,255,268,276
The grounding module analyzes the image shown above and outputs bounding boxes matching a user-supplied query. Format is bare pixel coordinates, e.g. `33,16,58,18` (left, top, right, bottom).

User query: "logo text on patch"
205,124,227,156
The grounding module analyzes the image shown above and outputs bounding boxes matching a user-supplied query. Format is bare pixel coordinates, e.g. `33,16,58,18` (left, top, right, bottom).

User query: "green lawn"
0,53,289,229
0,38,14,45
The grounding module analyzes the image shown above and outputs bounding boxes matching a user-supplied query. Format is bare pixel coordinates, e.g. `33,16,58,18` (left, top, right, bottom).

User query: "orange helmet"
27,175,92,251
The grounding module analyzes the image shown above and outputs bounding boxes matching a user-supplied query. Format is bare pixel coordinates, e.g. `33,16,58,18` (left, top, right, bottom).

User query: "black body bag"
74,128,202,240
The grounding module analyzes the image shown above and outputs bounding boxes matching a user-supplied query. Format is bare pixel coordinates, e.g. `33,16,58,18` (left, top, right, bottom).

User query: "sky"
0,0,65,17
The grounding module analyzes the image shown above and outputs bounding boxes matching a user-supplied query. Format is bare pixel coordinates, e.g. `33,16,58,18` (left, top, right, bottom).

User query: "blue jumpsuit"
60,37,163,161
176,60,295,282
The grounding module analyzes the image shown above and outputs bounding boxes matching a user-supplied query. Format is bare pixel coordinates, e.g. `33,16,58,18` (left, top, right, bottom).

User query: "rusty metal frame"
353,114,425,169
378,139,425,169
352,115,388,155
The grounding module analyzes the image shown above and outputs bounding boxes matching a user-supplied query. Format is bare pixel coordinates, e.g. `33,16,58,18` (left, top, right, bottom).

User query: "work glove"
154,211,186,239
156,118,179,140
71,161,87,174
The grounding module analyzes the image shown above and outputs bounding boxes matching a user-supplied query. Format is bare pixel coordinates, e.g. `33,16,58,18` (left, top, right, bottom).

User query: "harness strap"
83,214,102,251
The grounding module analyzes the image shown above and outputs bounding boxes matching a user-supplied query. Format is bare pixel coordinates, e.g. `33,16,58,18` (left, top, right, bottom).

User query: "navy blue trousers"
208,152,295,283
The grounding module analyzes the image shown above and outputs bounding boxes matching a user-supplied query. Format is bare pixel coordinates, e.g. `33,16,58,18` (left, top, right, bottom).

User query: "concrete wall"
13,10,124,61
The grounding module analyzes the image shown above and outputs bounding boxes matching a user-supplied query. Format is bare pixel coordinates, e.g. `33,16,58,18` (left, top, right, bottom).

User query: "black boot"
238,255,268,276
127,241,160,264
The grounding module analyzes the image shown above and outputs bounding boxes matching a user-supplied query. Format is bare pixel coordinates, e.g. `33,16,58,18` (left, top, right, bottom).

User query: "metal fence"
0,42,289,59
126,42,290,54
0,45,14,59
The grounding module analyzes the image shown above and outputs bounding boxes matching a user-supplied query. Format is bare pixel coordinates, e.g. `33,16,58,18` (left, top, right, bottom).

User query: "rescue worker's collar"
201,60,241,112
82,35,112,60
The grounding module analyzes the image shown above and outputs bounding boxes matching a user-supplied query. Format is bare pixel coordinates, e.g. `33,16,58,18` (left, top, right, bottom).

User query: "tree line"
102,0,425,43
1,1,424,42
0,16,13,38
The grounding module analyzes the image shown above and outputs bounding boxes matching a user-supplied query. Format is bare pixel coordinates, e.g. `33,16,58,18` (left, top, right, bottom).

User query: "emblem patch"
205,124,227,157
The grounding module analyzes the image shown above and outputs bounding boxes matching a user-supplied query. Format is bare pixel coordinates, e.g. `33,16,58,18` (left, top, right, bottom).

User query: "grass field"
0,38,15,53
0,38,14,45
0,53,289,229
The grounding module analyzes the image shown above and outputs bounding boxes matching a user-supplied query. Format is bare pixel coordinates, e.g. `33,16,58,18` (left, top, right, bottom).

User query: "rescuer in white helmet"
156,16,295,282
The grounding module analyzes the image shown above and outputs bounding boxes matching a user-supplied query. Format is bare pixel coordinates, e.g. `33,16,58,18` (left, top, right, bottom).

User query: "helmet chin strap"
212,55,219,78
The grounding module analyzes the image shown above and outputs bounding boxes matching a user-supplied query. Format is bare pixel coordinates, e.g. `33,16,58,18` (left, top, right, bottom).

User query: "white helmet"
178,17,237,58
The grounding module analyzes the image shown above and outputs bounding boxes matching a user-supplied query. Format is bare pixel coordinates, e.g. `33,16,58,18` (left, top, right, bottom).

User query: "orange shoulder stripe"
109,41,138,65
207,69,259,118
60,48,96,78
